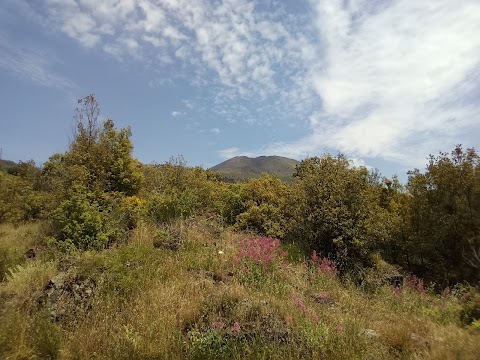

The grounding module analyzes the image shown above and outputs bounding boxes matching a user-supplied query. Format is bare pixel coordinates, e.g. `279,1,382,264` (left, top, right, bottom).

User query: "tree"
44,94,143,196
406,145,480,284
286,155,389,274
45,94,143,250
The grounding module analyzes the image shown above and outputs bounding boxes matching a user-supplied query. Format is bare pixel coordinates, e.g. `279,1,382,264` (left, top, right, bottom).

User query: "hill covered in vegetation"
0,159,19,173
0,95,479,359
210,155,300,182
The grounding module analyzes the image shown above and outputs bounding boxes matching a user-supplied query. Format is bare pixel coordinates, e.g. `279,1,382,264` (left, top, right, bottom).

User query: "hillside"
0,159,18,173
210,155,300,182
1,221,479,359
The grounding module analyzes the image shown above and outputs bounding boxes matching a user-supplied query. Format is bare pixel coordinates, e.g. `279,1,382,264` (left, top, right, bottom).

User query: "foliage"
142,157,222,225
234,174,288,238
287,155,390,274
1,219,480,359
459,291,480,326
41,95,143,250
0,166,55,223
406,145,480,284
51,185,125,251
218,183,246,225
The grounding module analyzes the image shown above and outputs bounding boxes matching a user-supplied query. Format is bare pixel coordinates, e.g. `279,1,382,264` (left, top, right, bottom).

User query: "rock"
44,271,96,322
311,292,336,306
363,328,379,338
49,272,67,289
25,248,36,259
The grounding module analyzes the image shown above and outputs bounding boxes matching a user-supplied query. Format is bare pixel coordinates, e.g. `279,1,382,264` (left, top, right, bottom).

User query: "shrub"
233,175,287,239
52,185,124,251
287,155,389,275
0,246,23,282
459,292,480,326
145,189,200,224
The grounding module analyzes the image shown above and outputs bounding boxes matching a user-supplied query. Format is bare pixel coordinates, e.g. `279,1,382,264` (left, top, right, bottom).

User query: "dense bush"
51,185,125,251
286,155,390,275
405,146,480,284
233,174,288,238
2,93,479,289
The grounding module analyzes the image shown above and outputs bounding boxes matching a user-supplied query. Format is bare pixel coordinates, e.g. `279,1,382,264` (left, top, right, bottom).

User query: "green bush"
287,155,388,275
0,245,23,282
233,175,287,239
29,311,61,359
145,189,201,224
52,185,125,251
460,292,480,326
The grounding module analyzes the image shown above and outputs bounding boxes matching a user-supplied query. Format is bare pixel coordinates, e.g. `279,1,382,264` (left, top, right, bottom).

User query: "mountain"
0,159,18,173
210,155,300,182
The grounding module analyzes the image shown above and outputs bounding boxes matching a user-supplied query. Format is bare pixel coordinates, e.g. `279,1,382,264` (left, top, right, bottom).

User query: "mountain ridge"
210,155,300,182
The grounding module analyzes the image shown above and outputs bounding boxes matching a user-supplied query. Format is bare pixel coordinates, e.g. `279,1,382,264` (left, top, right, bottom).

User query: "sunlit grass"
0,220,479,359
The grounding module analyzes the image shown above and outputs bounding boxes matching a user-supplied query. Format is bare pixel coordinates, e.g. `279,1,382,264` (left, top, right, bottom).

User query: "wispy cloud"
303,0,480,166
210,127,220,135
36,0,310,100
171,111,184,118
219,147,242,159
13,0,480,169
220,0,480,168
0,34,73,89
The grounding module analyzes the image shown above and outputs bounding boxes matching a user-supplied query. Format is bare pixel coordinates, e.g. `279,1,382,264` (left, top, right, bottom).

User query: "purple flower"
231,321,241,334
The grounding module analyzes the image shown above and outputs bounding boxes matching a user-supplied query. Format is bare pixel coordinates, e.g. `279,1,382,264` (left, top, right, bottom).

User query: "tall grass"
0,220,479,359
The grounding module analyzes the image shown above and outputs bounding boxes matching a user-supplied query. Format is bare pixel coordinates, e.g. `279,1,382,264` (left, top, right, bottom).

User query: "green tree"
0,163,54,223
142,156,223,224
44,94,143,197
287,155,389,274
45,94,143,250
406,145,480,284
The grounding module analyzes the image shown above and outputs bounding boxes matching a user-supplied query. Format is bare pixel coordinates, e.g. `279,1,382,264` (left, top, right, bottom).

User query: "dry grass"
0,220,479,359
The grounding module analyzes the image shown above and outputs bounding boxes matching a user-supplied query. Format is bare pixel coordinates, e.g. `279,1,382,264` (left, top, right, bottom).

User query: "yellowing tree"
44,94,143,250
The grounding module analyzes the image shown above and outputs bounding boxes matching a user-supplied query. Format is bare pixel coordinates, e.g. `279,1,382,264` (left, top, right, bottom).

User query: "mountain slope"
210,155,300,182
0,159,18,173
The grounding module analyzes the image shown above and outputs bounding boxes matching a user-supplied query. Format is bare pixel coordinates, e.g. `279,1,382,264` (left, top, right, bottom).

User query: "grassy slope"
0,221,479,359
210,156,300,182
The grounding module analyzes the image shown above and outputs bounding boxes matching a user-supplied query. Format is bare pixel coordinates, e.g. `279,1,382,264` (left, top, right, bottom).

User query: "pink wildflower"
211,321,225,330
336,324,345,333
236,236,287,272
292,291,307,314
392,285,403,297
231,321,241,334
406,275,426,294
417,279,426,295
310,251,337,277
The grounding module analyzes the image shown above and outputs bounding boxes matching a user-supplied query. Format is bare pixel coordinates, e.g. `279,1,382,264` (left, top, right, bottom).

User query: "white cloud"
13,0,480,170
219,147,241,159
171,111,184,117
235,0,480,168
36,0,306,99
210,128,220,135
303,0,480,166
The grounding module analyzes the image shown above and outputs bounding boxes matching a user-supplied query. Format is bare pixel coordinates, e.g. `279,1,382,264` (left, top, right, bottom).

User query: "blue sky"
1,0,479,181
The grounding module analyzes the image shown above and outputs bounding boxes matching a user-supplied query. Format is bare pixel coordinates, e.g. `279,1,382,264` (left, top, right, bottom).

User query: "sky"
1,0,479,181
